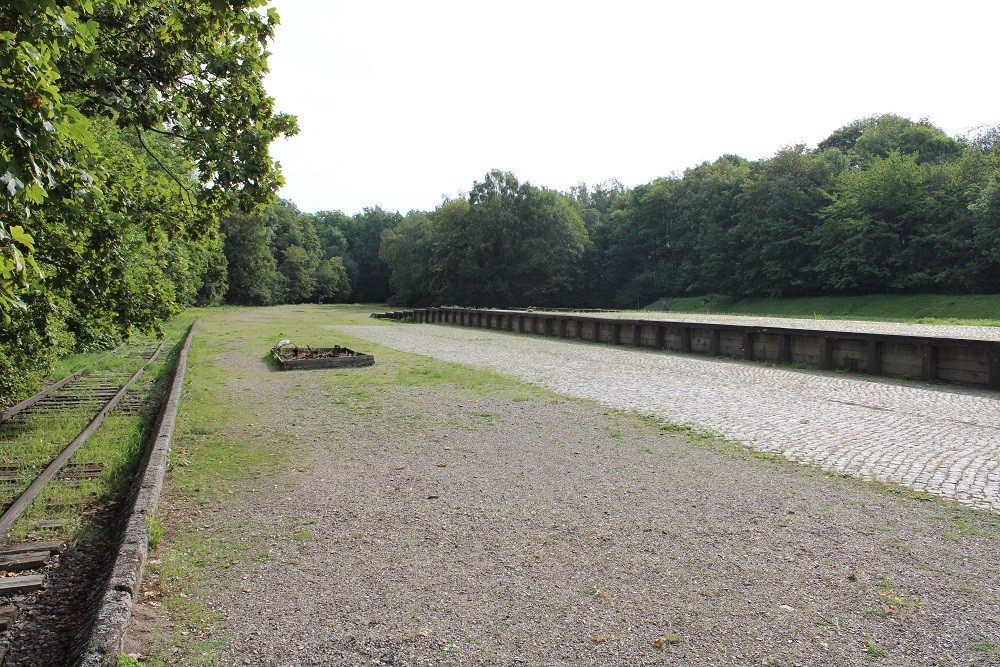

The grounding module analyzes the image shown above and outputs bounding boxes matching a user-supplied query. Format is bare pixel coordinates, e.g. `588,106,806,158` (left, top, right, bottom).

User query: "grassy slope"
643,293,1000,325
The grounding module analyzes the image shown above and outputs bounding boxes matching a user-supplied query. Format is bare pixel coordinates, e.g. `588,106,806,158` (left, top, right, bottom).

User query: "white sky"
264,0,998,215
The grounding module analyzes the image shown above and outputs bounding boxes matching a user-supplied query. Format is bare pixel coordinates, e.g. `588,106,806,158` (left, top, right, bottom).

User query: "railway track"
0,328,188,663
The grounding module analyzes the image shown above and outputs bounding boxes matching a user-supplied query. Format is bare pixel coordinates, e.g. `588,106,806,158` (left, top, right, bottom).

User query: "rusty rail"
0,338,170,540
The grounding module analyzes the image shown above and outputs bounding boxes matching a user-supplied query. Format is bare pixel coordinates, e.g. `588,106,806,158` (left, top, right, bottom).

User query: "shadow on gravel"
260,353,282,372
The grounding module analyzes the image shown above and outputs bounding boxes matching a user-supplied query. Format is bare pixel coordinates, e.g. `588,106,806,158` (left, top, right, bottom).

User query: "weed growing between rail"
2,324,193,544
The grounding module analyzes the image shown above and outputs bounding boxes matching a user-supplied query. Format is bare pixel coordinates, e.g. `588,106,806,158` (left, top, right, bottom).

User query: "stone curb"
77,322,197,667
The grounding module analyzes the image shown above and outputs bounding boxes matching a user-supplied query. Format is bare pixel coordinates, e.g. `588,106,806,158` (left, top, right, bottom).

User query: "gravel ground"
536,311,1000,342
341,324,1000,511
128,311,999,666
0,501,125,666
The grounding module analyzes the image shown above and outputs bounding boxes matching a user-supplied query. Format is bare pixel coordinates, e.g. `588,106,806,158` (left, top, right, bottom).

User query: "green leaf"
23,182,46,204
9,226,35,250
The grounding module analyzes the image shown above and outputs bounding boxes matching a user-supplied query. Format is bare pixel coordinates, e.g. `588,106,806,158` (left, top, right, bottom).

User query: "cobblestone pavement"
545,310,1000,341
342,323,1000,511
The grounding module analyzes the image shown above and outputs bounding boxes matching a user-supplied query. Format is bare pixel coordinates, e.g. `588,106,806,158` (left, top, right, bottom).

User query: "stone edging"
78,322,197,667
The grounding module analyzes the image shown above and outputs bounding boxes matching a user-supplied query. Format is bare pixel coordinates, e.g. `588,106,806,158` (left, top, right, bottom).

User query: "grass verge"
643,293,1000,325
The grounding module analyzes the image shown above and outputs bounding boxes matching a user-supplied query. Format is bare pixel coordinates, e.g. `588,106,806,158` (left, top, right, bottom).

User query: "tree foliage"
380,171,589,307
375,116,1000,309
379,212,435,306
0,0,296,404
1,0,297,314
221,210,278,306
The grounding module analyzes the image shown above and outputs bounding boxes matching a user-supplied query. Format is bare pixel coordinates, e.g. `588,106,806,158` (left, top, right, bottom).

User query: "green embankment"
642,294,1000,326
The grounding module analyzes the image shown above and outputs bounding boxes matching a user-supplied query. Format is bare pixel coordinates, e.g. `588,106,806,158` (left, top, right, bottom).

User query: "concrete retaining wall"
407,308,1000,390
78,322,197,667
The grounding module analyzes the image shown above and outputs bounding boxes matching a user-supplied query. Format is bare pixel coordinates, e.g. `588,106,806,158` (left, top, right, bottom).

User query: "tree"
429,171,588,307
566,180,626,306
221,211,279,305
314,210,352,260
819,114,961,167
424,198,472,303
314,256,351,303
1,112,232,403
1,0,297,315
345,207,402,302
605,175,710,306
730,146,846,297
266,200,322,302
515,188,590,304
379,212,436,306
24,117,216,347
812,152,936,293
181,238,229,307
277,245,317,303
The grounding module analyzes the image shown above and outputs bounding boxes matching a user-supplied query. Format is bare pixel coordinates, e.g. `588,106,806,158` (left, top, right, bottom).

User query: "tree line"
372,114,1000,309
230,114,1000,316
219,202,402,306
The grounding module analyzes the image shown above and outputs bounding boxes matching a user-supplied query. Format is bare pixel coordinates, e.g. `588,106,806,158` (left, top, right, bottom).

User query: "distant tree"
190,241,230,307
611,155,749,301
314,211,352,259
222,212,279,306
424,198,472,302
379,212,436,306
953,126,1000,292
314,256,352,302
165,237,228,307
266,201,322,302
566,180,626,306
431,171,588,306
681,155,751,294
730,146,846,297
345,207,402,302
812,152,946,293
819,114,962,167
968,178,1000,291
278,245,318,303
516,188,590,303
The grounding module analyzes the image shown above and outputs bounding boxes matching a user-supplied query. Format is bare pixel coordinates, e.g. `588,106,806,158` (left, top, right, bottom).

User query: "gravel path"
205,391,999,667
126,307,1000,667
341,324,1000,511
542,311,1000,342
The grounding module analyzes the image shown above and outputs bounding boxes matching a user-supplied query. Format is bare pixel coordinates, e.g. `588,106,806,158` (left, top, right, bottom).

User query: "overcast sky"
264,1,997,215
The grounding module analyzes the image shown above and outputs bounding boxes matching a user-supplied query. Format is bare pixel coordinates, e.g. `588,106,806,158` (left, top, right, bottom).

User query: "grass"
885,484,936,501
1,325,192,544
864,639,889,659
642,293,1000,325
973,642,1000,658
148,515,165,550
